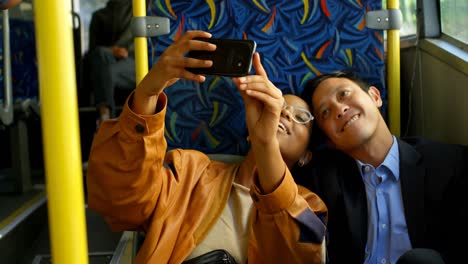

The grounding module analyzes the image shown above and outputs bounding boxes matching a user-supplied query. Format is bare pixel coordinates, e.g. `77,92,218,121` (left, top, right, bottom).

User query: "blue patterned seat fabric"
148,0,385,155
0,18,38,103
0,1,385,156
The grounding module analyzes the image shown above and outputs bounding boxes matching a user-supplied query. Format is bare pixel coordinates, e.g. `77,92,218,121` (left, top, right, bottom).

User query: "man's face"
311,77,383,152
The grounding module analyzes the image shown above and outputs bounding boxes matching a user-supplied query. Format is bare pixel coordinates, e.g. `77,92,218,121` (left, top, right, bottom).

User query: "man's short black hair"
300,71,370,150
300,70,370,114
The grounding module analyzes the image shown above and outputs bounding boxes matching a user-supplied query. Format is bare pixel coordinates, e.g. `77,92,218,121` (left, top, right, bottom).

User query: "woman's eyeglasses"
282,102,314,124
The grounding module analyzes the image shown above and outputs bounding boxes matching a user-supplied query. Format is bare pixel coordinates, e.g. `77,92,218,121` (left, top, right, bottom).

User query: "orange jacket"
87,93,328,263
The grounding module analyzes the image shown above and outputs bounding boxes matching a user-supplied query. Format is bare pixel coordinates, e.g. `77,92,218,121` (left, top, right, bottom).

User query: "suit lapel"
340,158,368,257
398,139,425,247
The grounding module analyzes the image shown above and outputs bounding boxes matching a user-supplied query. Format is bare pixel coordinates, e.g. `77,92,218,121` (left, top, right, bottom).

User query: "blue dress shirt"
357,136,412,264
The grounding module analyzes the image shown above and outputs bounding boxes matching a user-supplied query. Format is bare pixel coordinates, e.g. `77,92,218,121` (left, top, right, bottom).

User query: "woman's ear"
298,150,313,167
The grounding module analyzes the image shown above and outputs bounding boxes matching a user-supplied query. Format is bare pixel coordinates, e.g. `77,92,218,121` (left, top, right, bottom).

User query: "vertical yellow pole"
130,1,148,259
34,1,88,263
133,0,149,82
387,0,400,136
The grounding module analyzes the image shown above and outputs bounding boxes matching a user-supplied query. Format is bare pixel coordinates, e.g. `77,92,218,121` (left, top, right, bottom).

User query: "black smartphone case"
186,38,257,77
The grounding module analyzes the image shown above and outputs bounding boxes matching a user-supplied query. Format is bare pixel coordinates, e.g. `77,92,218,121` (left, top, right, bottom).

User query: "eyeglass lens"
283,103,313,124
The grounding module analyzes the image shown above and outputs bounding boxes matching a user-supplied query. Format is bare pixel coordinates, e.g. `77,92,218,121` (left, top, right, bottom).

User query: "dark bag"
183,249,237,264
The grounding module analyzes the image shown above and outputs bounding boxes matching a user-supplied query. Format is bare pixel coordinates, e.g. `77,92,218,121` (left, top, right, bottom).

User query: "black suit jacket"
295,137,468,264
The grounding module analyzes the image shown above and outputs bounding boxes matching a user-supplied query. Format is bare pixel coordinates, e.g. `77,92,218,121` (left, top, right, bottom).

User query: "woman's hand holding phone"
186,38,257,77
132,30,215,115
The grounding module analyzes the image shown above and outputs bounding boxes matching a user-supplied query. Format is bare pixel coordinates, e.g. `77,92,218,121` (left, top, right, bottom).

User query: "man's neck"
349,129,394,168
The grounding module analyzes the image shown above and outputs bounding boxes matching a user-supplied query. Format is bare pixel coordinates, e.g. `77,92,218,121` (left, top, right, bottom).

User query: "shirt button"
381,259,387,264
377,190,382,195
135,124,145,133
382,224,386,229
364,166,370,173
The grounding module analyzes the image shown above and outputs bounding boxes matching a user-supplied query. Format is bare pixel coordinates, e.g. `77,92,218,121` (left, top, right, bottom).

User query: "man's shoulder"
399,136,468,165
400,136,467,151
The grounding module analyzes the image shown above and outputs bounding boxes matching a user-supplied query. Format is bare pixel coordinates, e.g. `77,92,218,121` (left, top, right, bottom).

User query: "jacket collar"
342,138,425,260
340,155,368,260
397,138,425,247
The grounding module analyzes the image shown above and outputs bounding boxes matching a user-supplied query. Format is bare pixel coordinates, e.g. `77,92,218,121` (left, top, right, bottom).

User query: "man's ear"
368,86,382,107
299,150,313,167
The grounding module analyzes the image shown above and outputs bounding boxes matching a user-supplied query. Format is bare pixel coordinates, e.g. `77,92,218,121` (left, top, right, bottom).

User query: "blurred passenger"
0,0,21,10
297,71,468,264
83,0,135,127
86,30,328,264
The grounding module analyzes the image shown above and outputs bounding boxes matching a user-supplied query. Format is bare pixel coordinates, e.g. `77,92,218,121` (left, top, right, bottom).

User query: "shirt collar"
356,136,400,181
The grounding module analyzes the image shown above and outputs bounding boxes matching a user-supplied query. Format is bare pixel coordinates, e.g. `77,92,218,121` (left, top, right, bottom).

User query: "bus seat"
0,16,38,104
147,0,386,156
0,4,42,194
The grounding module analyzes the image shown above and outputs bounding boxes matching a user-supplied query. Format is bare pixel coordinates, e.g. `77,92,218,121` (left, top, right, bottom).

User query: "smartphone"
186,38,257,77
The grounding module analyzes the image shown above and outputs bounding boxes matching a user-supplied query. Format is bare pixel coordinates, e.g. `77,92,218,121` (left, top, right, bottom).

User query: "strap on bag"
183,249,237,264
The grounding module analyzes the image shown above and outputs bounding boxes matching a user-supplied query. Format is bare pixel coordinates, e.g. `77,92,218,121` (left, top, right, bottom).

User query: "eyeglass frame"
282,102,314,125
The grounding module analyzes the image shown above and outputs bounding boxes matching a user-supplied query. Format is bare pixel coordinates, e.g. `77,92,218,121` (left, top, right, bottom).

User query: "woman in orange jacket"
87,30,327,264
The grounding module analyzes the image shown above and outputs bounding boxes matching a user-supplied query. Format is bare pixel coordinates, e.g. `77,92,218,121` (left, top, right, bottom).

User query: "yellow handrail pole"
133,0,149,82
387,0,401,136
34,1,88,263
130,1,148,259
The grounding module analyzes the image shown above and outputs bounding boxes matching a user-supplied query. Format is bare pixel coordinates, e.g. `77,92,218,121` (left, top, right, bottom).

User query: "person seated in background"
296,71,468,264
83,0,135,127
86,30,328,264
0,0,21,9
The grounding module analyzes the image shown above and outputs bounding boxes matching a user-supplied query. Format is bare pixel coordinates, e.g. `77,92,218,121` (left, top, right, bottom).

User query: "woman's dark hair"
300,70,370,151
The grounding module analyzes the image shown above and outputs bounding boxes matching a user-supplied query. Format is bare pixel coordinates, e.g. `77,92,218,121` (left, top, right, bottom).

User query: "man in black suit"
296,71,467,264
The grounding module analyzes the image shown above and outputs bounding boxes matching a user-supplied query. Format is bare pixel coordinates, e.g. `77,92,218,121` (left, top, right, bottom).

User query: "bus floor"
0,177,122,263
0,106,127,263
19,206,123,264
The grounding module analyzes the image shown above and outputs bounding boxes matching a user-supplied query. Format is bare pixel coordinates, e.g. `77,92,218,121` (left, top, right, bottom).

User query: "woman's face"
277,94,313,167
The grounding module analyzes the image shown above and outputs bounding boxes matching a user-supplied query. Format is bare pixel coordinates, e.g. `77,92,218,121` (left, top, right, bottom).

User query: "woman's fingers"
152,30,219,83
160,30,216,69
166,31,216,59
244,89,279,104
236,76,282,99
235,73,283,114
183,56,213,69
252,53,267,77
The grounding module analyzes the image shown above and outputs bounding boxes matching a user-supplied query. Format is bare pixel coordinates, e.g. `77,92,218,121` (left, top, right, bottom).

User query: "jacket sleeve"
248,169,328,264
86,92,197,231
